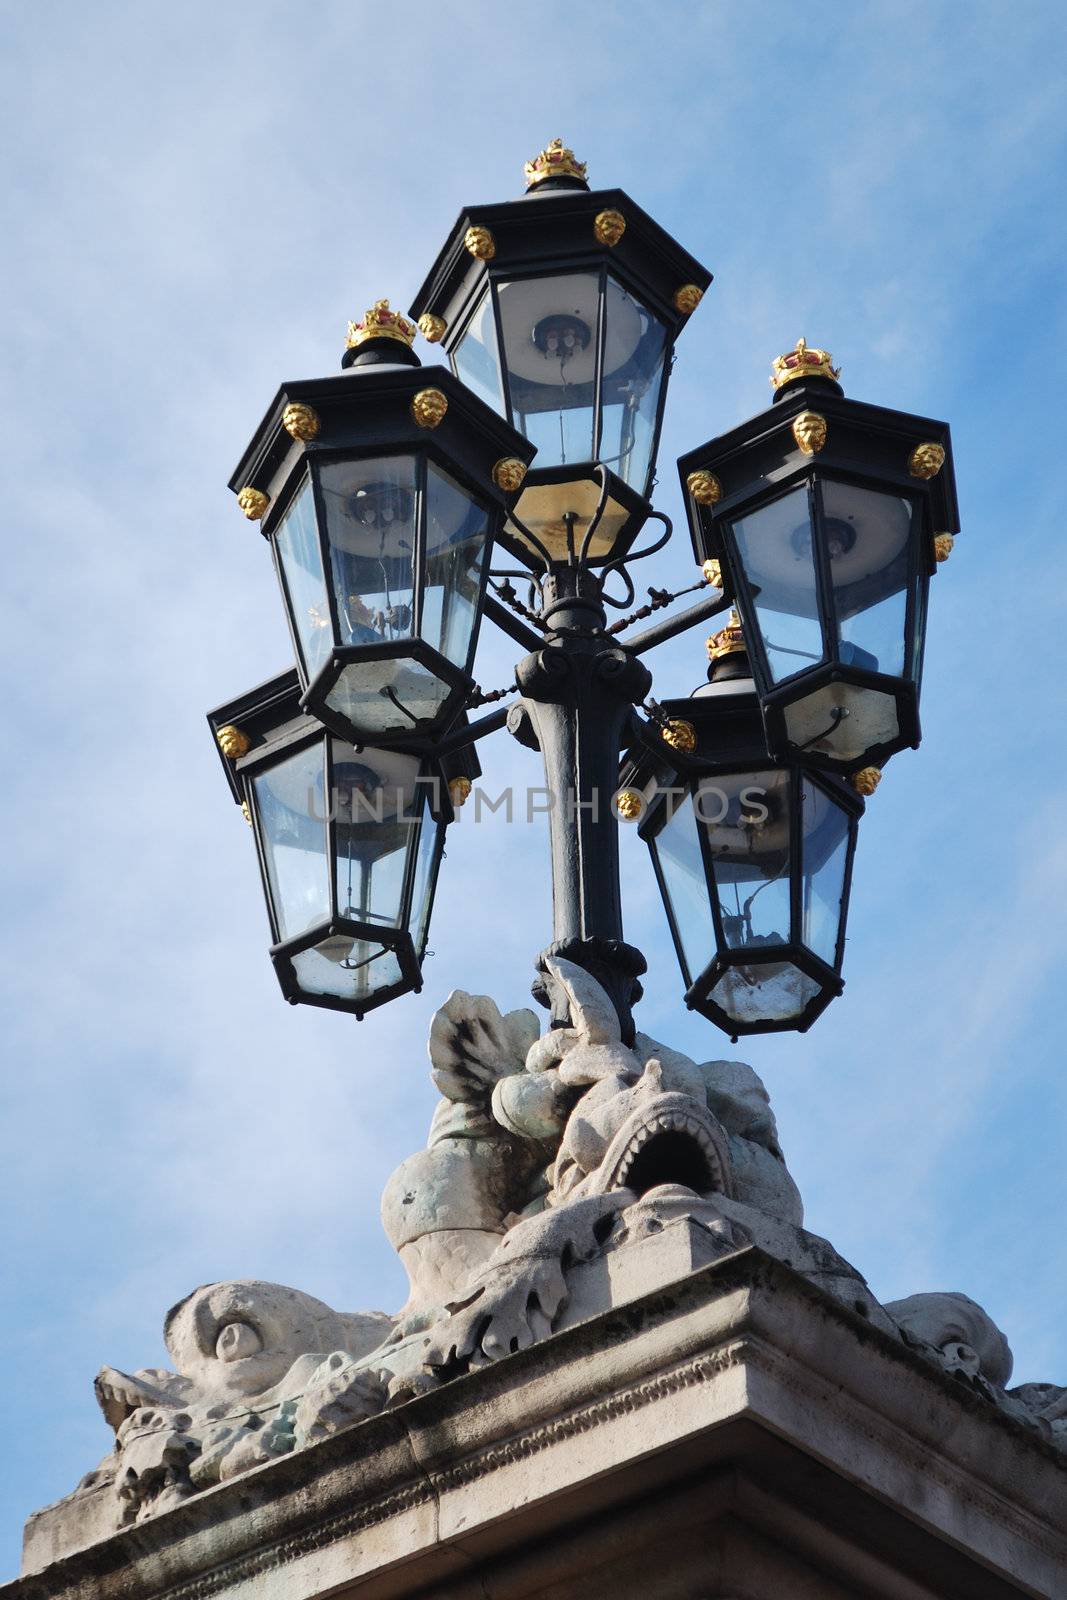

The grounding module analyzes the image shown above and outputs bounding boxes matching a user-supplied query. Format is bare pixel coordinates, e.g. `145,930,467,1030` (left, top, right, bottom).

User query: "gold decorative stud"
615,789,644,821
448,776,472,809
687,469,722,506
282,402,320,442
908,441,946,479
418,312,447,343
792,411,828,455
464,225,496,260
662,719,697,755
237,486,270,521
524,138,588,189
346,299,416,350
702,558,723,588
240,801,253,826
933,533,955,562
492,457,527,492
771,337,841,391
707,609,746,660
410,388,449,429
674,284,704,315
850,766,882,797
217,725,251,760
594,208,626,246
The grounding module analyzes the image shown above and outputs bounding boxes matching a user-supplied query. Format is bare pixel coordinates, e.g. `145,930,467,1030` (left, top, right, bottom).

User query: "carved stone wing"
429,991,540,1104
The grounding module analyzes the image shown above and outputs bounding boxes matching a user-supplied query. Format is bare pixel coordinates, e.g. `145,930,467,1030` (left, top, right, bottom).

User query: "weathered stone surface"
10,1253,1067,1599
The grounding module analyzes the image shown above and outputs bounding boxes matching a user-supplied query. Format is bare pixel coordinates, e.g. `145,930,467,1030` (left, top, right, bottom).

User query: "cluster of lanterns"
209,140,957,1034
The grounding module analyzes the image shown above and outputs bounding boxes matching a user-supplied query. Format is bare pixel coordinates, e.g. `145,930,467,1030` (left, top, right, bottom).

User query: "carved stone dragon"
37,961,1066,1550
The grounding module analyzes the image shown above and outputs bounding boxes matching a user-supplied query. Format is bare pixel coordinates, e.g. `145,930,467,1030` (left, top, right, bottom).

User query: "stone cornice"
10,1250,1067,1600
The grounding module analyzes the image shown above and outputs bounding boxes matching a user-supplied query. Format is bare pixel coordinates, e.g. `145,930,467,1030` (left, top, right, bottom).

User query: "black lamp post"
209,141,956,1042
209,671,477,1018
230,300,535,746
618,615,862,1038
409,138,712,571
677,340,959,776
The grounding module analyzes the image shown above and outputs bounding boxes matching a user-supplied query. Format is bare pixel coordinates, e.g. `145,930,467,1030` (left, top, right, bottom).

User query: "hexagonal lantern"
618,617,863,1038
230,300,535,746
208,670,478,1018
409,139,712,570
677,341,959,776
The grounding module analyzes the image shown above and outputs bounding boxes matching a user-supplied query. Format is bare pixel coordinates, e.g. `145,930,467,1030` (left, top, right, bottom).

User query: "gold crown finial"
524,137,588,189
707,608,747,661
771,337,841,391
346,299,416,351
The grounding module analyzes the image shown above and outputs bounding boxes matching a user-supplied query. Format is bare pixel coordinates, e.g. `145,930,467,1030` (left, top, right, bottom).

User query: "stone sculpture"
37,961,1065,1553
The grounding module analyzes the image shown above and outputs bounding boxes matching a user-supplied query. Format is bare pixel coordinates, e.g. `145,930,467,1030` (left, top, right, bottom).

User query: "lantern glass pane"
731,486,825,683
410,809,443,958
598,279,668,494
821,481,915,678
710,963,820,1027
291,942,404,1005
274,477,332,681
496,273,601,467
252,743,329,942
800,778,851,966
700,771,792,951
453,291,505,412
651,793,713,986
318,455,418,647
422,462,490,671
330,742,423,931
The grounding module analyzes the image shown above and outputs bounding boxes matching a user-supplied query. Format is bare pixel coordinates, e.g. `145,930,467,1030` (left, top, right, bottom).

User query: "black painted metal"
507,565,652,1043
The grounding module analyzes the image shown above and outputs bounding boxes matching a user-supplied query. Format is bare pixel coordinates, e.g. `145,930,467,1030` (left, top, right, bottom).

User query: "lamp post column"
508,567,652,1044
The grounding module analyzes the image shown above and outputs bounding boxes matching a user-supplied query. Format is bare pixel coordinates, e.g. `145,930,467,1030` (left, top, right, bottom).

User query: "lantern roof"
228,358,536,533
408,183,712,338
678,381,960,568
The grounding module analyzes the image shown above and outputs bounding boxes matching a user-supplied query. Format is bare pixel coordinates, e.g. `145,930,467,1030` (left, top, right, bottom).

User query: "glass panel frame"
324,738,427,933
798,775,854,969
250,739,330,945
596,274,670,498
312,449,424,653
451,288,507,413
491,268,606,471
813,474,921,684
269,471,334,685
727,480,830,688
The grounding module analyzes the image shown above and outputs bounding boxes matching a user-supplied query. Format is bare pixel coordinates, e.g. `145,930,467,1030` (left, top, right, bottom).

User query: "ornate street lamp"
208,671,477,1018
230,300,535,746
677,341,959,775
618,615,863,1037
209,146,958,1043
409,139,712,570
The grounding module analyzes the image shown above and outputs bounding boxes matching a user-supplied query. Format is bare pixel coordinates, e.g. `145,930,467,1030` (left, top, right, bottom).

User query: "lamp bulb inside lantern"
790,516,858,563
531,311,592,369
347,483,414,534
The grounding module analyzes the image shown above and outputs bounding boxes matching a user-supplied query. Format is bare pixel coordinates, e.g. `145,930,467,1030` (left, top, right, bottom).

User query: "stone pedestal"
10,1247,1066,1600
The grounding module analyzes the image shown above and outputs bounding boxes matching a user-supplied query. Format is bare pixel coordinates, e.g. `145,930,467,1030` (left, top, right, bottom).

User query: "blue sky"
3,0,1067,1577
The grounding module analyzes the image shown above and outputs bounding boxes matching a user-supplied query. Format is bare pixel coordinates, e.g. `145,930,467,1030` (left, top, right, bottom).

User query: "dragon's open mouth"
599,1094,731,1199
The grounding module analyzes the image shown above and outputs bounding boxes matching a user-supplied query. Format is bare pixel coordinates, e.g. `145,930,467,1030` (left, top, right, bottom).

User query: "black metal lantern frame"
677,377,960,775
208,670,479,1019
409,177,711,571
620,682,863,1037
229,356,535,748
